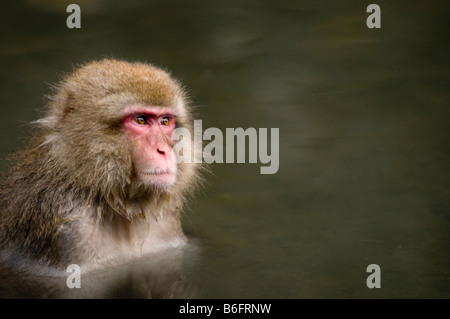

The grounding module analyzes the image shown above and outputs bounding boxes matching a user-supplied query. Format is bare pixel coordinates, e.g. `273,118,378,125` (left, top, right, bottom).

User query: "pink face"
123,106,177,188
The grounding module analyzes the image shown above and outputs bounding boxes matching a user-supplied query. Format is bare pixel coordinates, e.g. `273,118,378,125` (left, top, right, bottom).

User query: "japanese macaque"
0,59,202,274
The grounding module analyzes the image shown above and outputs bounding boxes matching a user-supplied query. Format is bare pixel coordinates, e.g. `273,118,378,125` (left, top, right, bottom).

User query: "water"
0,0,449,298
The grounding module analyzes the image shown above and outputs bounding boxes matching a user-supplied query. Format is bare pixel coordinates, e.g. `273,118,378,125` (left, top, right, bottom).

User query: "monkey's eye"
160,116,171,126
133,116,147,125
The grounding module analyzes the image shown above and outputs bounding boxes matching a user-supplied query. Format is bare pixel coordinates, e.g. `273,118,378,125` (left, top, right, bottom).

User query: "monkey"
0,59,202,274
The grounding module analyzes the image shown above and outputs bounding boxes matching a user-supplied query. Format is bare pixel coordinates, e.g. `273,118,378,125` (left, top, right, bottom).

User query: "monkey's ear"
34,88,76,129
61,91,75,123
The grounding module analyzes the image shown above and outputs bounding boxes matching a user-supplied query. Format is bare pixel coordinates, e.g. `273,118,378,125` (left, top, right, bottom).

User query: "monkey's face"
123,106,178,189
39,60,198,202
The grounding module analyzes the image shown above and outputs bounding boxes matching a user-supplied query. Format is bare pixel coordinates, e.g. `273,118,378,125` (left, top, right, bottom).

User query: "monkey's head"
36,59,200,217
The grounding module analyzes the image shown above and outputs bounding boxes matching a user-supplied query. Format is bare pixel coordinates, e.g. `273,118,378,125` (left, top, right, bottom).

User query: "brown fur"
0,59,202,273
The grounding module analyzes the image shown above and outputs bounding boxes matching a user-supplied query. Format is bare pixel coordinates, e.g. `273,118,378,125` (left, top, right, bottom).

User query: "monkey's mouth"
140,169,174,176
139,169,177,187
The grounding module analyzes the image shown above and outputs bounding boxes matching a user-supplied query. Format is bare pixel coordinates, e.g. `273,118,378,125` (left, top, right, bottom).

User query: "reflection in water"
0,243,199,298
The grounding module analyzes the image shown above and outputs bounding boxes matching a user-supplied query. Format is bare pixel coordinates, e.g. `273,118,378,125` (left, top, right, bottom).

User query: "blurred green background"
0,0,449,298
